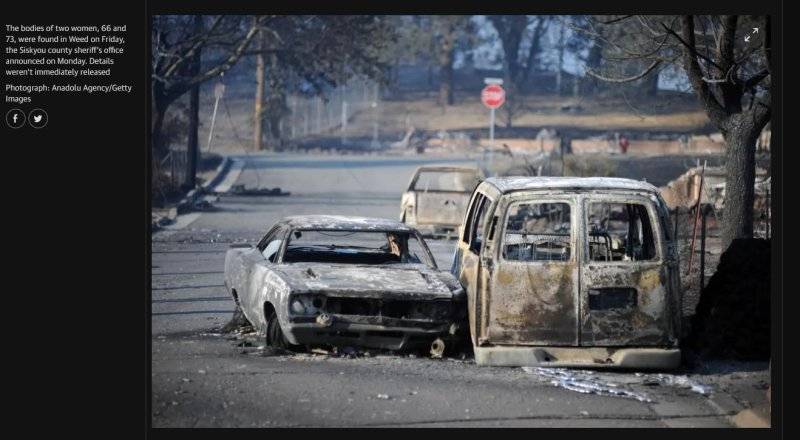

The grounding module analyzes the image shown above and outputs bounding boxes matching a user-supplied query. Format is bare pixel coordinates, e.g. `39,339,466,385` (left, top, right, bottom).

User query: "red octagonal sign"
481,84,506,109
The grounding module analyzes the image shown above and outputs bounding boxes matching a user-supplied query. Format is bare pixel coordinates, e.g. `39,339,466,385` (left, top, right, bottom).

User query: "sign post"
206,82,225,152
481,78,505,176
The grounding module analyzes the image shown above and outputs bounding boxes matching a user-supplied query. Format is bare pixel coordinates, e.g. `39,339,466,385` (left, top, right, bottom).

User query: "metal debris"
523,367,714,401
645,374,713,395
522,367,654,402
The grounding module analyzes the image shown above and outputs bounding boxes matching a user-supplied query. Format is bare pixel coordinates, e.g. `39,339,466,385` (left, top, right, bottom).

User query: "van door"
579,195,675,346
485,196,579,345
455,190,495,346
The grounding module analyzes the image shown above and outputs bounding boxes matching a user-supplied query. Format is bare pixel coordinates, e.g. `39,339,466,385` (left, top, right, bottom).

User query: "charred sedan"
224,215,466,352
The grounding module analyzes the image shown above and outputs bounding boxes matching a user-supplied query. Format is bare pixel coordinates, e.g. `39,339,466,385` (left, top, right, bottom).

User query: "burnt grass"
684,238,771,361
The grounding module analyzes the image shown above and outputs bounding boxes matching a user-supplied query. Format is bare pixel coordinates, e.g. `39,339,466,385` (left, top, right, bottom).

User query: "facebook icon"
6,108,26,129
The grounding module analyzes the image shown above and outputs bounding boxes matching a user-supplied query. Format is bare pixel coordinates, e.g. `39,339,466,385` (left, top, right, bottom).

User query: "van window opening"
587,202,656,262
502,202,571,261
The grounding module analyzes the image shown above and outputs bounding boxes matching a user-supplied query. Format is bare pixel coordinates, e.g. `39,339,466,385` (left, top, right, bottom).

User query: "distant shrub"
563,155,617,177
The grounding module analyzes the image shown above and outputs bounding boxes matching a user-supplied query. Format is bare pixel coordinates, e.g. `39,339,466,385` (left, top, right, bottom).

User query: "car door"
485,195,580,346
579,194,676,346
455,189,495,346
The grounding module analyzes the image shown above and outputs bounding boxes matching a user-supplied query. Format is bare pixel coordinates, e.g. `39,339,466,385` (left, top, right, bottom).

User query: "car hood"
272,263,458,300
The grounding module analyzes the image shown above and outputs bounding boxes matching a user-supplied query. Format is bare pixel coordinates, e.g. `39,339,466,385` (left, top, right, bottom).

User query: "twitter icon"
28,109,48,129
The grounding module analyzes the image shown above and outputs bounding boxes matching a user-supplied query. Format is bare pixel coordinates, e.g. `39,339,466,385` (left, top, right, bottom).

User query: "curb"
175,156,231,214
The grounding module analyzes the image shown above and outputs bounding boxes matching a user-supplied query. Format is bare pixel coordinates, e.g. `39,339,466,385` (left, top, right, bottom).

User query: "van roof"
483,176,660,194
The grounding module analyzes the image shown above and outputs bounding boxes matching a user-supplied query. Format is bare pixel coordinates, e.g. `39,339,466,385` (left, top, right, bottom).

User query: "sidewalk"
151,154,231,232
691,360,772,428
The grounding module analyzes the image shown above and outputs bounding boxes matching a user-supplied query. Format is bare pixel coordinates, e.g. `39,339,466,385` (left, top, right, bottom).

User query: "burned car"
400,166,483,237
224,215,466,352
452,177,682,369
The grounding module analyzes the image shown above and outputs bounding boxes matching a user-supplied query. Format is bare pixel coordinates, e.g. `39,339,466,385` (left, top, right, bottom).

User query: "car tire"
264,309,289,349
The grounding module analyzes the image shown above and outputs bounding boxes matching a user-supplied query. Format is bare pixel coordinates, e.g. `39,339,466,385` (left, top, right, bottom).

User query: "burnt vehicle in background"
452,177,682,369
400,166,483,237
224,215,466,353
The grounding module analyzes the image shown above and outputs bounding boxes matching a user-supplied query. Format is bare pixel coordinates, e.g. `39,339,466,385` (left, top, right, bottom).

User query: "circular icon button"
28,108,48,129
5,108,26,129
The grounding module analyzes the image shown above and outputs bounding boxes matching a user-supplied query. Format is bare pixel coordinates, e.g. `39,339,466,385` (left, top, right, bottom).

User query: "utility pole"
371,82,380,149
184,15,202,189
315,97,321,133
291,95,297,139
253,22,265,151
341,82,348,146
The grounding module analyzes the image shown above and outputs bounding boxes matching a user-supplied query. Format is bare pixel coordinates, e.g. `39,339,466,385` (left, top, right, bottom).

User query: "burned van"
451,177,681,369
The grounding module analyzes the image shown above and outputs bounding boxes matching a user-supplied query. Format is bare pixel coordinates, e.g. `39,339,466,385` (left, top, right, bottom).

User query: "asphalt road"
151,152,764,428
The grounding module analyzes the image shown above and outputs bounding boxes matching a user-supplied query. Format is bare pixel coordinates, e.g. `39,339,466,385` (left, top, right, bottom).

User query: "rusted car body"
401,166,483,237
224,215,466,351
452,177,682,369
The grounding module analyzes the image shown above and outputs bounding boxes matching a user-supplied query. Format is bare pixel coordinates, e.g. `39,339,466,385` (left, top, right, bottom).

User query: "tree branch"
679,15,728,126
717,15,738,72
743,68,770,89
598,15,634,25
585,59,661,83
183,16,266,90
661,21,725,72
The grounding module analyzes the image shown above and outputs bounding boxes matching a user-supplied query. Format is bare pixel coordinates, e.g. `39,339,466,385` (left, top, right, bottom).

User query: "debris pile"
220,307,252,333
685,238,771,360
229,184,290,196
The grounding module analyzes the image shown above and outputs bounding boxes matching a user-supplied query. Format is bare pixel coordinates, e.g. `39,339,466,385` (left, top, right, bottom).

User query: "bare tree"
151,15,267,157
431,16,472,110
578,15,772,251
489,15,552,127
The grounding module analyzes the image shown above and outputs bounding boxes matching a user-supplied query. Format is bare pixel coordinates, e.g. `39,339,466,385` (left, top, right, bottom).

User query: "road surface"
151,152,764,428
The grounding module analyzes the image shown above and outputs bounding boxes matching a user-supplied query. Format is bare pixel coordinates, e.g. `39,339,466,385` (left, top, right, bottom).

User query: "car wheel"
264,309,289,349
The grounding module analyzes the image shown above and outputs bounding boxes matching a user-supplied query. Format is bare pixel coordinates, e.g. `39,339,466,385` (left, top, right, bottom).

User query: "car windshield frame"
281,228,437,269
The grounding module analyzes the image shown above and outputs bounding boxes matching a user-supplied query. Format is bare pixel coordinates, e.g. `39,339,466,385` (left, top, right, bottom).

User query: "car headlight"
289,295,323,316
290,298,306,315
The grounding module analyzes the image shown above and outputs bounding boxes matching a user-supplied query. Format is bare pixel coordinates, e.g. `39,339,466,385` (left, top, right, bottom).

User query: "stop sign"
481,84,505,109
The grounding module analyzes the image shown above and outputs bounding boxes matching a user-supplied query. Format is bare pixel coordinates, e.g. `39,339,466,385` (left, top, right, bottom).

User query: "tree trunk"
265,53,285,144
643,70,659,97
253,30,266,151
720,118,759,250
152,100,168,159
183,15,202,190
438,63,454,109
556,23,565,96
184,83,199,189
437,20,456,110
584,42,603,95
